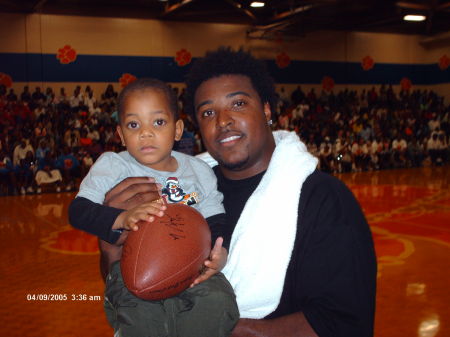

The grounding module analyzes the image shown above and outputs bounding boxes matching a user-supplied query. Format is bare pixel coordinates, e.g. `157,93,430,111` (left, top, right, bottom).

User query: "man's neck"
220,163,267,181
220,137,276,181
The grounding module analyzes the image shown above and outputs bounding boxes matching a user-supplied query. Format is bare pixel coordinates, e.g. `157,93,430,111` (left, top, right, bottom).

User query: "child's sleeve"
206,213,230,250
71,152,127,243
194,160,225,219
76,152,125,204
69,196,124,244
194,159,229,249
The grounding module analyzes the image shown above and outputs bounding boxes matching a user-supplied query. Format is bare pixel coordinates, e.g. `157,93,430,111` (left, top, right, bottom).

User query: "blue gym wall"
1,52,449,85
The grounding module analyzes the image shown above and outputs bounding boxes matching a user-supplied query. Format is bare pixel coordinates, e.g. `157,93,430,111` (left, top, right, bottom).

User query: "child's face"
117,88,183,171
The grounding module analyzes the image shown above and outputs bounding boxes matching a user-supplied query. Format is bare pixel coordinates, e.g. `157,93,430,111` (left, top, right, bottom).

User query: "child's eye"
154,119,167,126
126,121,139,129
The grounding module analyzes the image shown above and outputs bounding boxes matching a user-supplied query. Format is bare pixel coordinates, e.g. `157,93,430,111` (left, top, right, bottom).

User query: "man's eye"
127,121,139,129
154,119,166,126
233,100,246,109
201,110,214,118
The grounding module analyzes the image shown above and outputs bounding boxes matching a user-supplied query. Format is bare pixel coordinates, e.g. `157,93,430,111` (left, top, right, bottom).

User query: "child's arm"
98,176,163,281
188,212,230,286
69,197,124,243
112,201,167,231
191,237,228,287
69,197,166,242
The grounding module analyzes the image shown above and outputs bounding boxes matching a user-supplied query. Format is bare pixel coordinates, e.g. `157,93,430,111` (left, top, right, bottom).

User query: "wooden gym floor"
0,166,449,337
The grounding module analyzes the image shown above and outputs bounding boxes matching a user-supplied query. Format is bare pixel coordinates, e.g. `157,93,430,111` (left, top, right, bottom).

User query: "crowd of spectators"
275,85,449,173
0,82,448,196
0,84,122,196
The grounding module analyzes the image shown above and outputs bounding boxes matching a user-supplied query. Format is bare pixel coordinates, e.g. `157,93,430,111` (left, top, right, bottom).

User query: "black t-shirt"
214,167,377,337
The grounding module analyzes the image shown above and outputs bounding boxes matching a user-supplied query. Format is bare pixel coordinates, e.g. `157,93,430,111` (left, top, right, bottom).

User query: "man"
31,86,46,103
391,134,408,168
13,138,34,167
6,89,18,102
100,47,377,337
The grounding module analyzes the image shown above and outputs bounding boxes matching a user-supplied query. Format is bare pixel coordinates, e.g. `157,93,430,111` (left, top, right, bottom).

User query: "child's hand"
113,201,166,231
190,237,228,287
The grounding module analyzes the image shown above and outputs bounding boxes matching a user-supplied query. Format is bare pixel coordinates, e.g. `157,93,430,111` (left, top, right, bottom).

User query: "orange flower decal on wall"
56,45,77,64
400,77,412,91
438,54,450,70
175,49,192,66
0,72,13,88
276,52,291,68
361,55,374,71
119,73,137,88
322,76,335,91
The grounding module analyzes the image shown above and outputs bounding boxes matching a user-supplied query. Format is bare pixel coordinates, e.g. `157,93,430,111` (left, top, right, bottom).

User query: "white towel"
199,131,318,319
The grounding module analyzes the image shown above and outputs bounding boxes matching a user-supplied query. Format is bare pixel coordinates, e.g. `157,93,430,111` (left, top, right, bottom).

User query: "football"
121,203,211,300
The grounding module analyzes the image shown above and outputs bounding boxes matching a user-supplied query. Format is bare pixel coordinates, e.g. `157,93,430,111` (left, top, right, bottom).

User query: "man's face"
194,74,275,179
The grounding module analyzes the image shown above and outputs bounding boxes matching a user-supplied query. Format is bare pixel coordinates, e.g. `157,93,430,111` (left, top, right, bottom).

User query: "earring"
268,120,273,126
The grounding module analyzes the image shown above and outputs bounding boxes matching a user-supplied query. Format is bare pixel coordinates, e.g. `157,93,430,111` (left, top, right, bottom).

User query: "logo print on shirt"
161,177,199,206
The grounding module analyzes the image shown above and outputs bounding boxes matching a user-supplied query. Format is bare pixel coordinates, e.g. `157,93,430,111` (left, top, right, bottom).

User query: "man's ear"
175,119,184,141
116,125,125,146
263,102,272,123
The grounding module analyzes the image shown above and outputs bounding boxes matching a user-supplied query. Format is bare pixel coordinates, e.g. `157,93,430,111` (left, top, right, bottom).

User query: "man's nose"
217,110,234,129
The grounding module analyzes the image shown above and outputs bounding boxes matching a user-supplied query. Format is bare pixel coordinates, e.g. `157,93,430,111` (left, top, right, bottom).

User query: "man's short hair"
118,78,179,122
185,47,277,124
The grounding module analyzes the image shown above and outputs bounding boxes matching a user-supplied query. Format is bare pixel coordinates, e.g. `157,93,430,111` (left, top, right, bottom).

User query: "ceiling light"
250,2,265,8
403,14,426,22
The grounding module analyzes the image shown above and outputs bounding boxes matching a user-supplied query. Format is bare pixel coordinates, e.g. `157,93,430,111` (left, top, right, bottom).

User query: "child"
69,78,238,337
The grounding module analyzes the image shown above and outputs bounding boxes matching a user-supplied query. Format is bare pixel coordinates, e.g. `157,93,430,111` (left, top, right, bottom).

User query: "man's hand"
104,176,162,210
99,176,162,280
191,237,227,286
